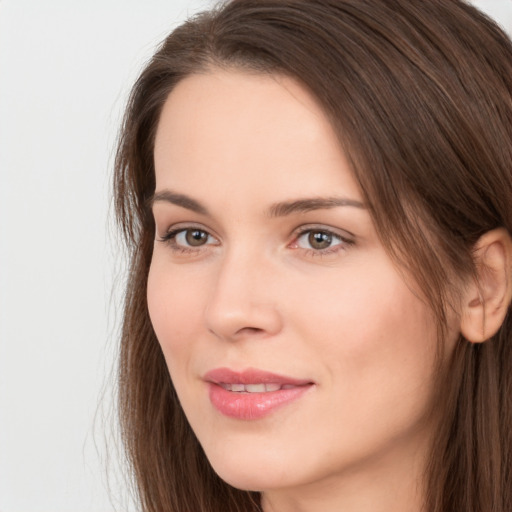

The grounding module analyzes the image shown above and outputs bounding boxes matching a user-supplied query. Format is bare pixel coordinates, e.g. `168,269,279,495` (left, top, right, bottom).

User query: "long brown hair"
114,1,512,510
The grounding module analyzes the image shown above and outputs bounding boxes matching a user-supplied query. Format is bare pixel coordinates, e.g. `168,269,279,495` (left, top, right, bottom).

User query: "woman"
113,1,512,511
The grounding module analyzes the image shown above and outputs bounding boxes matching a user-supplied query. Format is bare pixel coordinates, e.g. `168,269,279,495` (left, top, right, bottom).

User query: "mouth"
218,383,299,392
204,367,314,420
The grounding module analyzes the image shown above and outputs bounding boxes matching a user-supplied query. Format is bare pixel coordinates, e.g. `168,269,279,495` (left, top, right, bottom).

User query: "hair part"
114,1,512,510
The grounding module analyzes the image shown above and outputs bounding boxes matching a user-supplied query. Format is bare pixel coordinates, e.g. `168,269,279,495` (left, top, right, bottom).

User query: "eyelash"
292,226,354,257
157,226,219,254
157,225,354,257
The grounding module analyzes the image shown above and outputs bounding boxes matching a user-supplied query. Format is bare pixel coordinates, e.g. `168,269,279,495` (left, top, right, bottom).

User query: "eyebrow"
150,189,365,217
150,190,209,215
267,196,365,217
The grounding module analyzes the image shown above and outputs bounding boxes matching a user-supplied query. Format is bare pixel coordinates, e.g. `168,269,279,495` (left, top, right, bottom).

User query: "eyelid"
156,223,220,252
291,224,355,242
288,224,355,257
156,221,217,239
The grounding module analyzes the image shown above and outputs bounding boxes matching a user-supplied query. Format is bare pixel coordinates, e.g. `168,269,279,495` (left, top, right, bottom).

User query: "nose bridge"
204,242,282,341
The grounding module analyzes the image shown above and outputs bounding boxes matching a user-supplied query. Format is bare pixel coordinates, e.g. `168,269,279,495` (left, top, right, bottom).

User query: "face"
149,69,458,504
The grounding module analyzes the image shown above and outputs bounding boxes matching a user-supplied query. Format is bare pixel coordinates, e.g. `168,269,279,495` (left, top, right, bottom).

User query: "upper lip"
203,367,313,386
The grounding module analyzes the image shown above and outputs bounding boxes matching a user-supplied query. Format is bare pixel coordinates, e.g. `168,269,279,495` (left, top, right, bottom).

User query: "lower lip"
208,383,313,420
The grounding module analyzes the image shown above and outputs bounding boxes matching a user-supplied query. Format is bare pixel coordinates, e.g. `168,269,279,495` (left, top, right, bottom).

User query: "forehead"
153,69,361,204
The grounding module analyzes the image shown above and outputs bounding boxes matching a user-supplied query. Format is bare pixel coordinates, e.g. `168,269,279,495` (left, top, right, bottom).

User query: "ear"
460,228,512,343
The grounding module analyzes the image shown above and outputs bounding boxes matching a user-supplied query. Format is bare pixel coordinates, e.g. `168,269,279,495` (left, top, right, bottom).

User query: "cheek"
289,257,435,346
147,258,207,367
288,259,439,409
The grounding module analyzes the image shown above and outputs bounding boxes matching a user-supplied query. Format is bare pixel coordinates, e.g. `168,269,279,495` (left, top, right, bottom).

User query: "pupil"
186,229,207,246
309,231,331,249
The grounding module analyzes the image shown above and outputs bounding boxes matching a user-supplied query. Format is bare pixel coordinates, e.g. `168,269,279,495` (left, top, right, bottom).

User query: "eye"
158,226,219,251
291,226,353,255
297,230,341,250
176,228,211,247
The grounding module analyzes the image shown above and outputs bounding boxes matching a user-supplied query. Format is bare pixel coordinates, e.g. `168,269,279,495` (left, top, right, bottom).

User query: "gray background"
1,1,511,511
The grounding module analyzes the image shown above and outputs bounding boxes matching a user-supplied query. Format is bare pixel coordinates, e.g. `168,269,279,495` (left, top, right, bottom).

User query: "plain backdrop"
1,1,511,511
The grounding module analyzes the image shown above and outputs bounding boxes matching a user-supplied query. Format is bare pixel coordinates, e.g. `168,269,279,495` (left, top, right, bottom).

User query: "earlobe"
460,228,512,343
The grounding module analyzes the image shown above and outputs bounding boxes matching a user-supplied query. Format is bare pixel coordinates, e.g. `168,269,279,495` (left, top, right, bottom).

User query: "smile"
204,368,314,420
219,383,297,392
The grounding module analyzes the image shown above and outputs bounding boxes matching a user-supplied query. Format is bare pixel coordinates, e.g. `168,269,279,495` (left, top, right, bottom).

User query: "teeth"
245,383,266,393
221,383,287,393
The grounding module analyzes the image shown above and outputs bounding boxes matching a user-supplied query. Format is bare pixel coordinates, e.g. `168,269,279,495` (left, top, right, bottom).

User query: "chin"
215,471,267,492
204,448,294,492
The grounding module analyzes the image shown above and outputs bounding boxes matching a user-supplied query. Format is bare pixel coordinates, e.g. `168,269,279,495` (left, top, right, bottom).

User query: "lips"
219,383,295,392
204,367,314,420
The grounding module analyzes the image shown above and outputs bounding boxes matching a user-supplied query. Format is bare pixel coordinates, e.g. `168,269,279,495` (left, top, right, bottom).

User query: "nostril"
236,327,265,336
208,325,266,341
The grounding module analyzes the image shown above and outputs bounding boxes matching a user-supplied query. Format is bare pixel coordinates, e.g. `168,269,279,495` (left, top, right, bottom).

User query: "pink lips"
204,368,314,420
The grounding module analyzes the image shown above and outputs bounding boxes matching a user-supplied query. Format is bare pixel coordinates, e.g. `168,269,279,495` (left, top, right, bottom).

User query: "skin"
148,69,462,512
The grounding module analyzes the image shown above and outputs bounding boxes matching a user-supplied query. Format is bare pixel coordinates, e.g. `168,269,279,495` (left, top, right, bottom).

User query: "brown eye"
308,231,333,250
294,228,347,253
162,227,217,250
185,229,209,246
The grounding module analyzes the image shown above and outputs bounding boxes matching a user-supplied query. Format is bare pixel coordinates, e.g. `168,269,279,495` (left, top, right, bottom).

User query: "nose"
204,250,283,342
